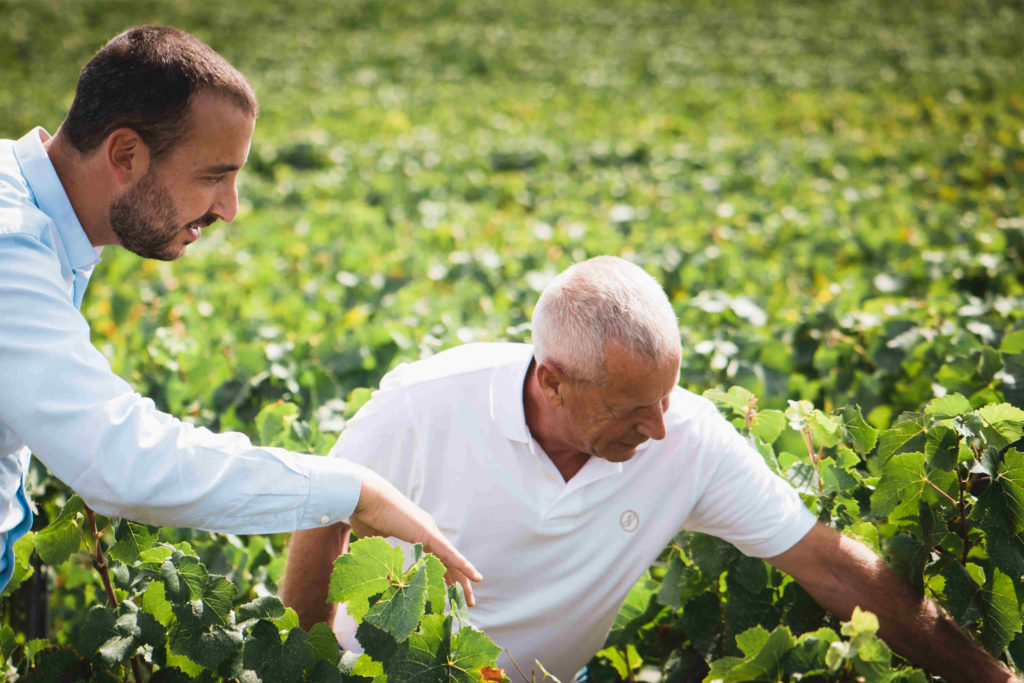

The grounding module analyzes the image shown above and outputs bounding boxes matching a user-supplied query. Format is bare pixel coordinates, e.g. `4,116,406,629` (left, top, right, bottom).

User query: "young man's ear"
535,361,568,407
104,128,151,185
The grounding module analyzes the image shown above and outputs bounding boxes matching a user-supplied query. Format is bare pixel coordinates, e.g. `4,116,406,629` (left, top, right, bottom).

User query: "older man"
0,26,478,597
282,256,1018,683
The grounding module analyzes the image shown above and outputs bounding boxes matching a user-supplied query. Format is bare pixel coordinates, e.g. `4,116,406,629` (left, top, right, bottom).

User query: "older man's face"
560,344,681,463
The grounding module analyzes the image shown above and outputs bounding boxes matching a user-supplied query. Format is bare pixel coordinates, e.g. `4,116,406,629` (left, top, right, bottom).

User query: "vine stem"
957,464,970,566
801,427,824,490
744,395,757,431
84,506,145,683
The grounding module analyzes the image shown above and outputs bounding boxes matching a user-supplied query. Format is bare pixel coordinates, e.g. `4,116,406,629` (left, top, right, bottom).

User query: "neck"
43,129,117,247
522,360,589,482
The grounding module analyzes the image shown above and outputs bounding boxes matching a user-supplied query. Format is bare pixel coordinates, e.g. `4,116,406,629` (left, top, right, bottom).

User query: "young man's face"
559,343,681,463
110,92,255,261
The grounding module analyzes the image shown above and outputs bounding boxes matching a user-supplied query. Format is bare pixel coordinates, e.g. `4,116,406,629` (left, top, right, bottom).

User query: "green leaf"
809,409,842,448
35,518,81,567
328,537,407,621
380,615,502,683
751,409,786,444
979,403,1024,449
167,621,243,671
108,519,158,565
656,552,703,610
24,645,92,681
236,595,287,624
1,531,36,597
940,560,984,627
364,552,430,642
240,620,313,683
871,452,957,521
257,401,302,448
142,580,174,627
711,625,795,682
924,393,972,418
423,554,447,617
307,622,340,665
924,423,960,470
204,576,236,625
138,545,174,566
704,386,754,416
981,569,1023,655
1001,330,1024,354
447,583,471,628
604,575,661,648
876,414,928,465
0,626,18,662
841,405,877,455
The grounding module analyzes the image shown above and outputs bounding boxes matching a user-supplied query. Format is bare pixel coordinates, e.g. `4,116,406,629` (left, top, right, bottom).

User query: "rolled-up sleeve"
0,232,361,533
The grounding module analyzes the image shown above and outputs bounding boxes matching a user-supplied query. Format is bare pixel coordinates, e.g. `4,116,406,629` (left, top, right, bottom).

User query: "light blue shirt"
0,128,362,590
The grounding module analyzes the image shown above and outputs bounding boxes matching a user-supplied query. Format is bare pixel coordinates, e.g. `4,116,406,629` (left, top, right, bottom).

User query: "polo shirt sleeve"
683,402,817,558
328,378,422,503
0,232,362,533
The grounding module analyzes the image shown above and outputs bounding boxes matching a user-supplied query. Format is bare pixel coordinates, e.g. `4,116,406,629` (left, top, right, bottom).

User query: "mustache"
188,213,218,229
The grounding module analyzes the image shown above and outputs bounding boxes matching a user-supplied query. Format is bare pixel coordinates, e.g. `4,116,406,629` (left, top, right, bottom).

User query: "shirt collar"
14,127,101,272
489,344,536,444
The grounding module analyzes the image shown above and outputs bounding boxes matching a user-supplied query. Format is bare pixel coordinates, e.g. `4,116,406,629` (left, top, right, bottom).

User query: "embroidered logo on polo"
619,509,639,532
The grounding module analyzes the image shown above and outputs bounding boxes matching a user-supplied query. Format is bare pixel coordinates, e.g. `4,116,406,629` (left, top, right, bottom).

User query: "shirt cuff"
299,456,363,528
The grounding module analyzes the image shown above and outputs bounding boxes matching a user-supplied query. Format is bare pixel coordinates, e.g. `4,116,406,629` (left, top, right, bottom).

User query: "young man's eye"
206,175,226,183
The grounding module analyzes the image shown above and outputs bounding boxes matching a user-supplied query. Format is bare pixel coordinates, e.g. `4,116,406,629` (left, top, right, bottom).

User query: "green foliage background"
2,0,1024,680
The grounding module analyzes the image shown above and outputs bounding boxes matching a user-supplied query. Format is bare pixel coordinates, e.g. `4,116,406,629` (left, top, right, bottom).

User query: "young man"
283,256,1020,683
0,26,479,597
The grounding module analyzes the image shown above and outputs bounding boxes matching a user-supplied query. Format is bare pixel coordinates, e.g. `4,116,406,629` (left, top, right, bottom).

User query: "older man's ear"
534,361,568,408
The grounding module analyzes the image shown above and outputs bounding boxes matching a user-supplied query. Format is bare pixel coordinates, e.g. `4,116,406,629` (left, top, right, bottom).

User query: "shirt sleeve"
683,402,817,557
0,232,361,533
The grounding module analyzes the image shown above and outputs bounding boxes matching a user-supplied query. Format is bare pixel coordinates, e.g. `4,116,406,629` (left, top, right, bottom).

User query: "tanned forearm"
769,523,1021,683
280,522,350,632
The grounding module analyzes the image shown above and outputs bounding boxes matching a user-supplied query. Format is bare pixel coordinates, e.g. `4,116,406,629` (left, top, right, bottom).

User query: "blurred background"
3,0,1024,676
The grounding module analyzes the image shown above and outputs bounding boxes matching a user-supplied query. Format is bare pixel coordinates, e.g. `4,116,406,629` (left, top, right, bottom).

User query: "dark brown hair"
61,25,258,160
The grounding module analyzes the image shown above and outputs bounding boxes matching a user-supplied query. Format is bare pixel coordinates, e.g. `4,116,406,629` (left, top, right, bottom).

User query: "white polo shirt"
328,343,816,681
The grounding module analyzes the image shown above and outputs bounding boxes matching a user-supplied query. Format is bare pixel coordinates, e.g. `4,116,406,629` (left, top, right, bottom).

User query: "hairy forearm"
812,548,1010,682
280,523,349,632
770,524,1020,683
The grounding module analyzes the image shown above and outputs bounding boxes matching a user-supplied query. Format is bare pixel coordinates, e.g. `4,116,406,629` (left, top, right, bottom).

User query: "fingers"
444,568,477,607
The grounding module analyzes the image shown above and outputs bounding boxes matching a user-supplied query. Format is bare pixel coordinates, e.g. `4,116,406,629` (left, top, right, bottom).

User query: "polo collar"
489,344,535,444
14,127,101,272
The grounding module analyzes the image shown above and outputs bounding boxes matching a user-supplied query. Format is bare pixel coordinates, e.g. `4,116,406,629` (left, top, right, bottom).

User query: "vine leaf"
876,414,928,465
923,394,972,419
870,452,957,522
35,495,84,566
981,569,1023,655
381,614,502,683
241,619,314,683
604,576,660,648
841,405,877,456
364,554,430,642
108,519,158,565
236,595,287,625
328,537,407,622
307,622,341,665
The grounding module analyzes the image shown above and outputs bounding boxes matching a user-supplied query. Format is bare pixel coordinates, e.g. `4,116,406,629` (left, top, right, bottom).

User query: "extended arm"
767,522,1020,683
282,522,350,631
0,232,482,592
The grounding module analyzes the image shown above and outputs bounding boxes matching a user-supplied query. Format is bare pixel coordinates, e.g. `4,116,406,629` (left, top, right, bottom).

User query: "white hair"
531,256,681,383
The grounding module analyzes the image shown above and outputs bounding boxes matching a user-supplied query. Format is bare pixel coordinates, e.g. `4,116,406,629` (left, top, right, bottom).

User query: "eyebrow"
198,163,242,174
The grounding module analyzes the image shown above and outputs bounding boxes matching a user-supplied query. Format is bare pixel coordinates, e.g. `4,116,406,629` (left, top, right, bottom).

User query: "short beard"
108,171,183,261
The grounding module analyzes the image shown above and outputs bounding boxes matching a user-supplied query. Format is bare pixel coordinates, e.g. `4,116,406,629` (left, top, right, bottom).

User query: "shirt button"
319,515,330,525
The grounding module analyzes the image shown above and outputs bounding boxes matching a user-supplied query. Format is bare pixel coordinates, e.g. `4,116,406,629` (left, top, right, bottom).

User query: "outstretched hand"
348,466,483,605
